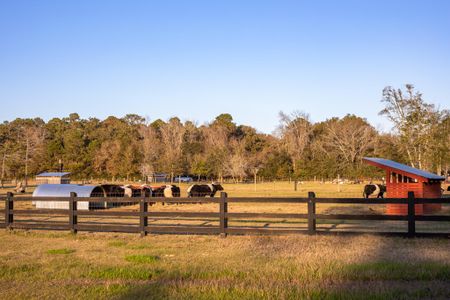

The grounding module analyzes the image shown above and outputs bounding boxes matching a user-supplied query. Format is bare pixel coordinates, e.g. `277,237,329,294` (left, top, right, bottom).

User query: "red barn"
363,157,445,215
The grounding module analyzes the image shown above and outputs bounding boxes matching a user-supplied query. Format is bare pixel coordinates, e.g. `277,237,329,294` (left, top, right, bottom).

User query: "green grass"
108,240,152,250
47,248,76,255
87,266,161,280
343,261,450,281
107,285,440,300
127,244,151,250
1,181,450,299
125,254,160,264
0,263,41,280
107,240,128,247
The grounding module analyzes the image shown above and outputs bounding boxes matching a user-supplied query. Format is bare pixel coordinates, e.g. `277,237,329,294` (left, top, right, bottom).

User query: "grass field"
1,182,450,299
1,180,366,197
2,231,450,299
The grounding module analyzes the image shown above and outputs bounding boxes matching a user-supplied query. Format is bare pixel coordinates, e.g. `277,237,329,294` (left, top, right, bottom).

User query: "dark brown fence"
1,191,450,237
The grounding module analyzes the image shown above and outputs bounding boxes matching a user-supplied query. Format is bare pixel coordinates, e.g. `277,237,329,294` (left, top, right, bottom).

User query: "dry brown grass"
1,182,450,299
5,181,449,233
0,180,373,197
1,230,450,299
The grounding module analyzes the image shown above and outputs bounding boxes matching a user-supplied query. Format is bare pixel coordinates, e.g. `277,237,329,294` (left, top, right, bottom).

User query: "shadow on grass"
328,236,450,299
115,283,169,300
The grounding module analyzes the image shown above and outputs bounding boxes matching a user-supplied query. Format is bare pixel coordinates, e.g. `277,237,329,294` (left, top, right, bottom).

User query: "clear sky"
0,0,449,133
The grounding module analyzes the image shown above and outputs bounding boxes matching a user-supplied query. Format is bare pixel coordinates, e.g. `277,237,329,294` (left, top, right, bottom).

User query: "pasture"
1,182,450,299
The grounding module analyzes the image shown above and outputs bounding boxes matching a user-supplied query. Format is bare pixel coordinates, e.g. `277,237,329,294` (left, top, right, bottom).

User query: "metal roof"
32,184,103,198
363,157,445,181
36,172,71,177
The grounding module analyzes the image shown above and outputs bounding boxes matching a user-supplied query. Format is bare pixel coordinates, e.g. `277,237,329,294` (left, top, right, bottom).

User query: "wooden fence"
1,192,450,237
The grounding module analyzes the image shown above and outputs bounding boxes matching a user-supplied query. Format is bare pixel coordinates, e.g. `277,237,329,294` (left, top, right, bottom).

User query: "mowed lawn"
1,182,450,299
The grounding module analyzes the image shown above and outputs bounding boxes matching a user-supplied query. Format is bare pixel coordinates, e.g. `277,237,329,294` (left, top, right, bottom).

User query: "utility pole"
253,167,259,192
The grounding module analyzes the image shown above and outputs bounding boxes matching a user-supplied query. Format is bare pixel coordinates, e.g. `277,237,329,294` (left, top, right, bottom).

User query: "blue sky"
0,0,449,133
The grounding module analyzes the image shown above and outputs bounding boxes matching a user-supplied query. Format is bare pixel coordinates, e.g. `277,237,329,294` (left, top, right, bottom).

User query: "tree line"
1,85,448,183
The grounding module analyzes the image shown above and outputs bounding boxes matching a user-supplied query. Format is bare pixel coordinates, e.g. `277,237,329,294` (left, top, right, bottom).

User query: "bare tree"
93,140,122,177
21,125,45,187
140,124,162,177
202,124,230,182
1,143,11,186
427,111,450,175
321,116,377,166
203,125,228,150
380,84,441,169
160,118,186,177
225,140,248,182
277,111,312,173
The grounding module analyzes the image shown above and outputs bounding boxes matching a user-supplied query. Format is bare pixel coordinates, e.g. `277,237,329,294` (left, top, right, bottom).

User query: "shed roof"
36,172,70,177
363,157,445,181
32,184,102,198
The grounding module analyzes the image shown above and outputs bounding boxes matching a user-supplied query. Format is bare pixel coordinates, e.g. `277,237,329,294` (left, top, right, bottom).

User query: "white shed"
36,172,71,185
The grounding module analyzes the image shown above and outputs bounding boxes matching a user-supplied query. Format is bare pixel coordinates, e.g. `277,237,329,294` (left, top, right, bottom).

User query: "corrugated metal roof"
32,184,102,197
363,157,445,180
36,172,71,177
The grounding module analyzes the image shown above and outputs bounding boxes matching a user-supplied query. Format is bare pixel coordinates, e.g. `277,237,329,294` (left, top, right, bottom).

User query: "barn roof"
363,157,445,181
32,184,103,198
36,172,70,177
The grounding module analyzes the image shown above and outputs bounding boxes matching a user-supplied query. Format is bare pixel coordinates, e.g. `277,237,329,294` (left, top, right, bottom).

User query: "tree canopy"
1,85,448,182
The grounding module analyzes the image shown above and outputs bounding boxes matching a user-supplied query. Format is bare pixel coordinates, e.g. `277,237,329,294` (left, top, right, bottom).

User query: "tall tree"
160,117,186,177
427,112,450,175
225,140,248,182
278,111,312,175
380,84,443,170
312,115,377,178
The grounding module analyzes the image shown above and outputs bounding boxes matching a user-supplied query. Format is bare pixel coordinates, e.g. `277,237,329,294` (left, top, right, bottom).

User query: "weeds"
125,254,160,264
47,248,76,255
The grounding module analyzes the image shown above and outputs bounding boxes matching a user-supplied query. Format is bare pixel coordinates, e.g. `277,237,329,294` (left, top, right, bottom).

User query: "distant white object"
148,173,168,183
36,172,71,185
173,176,193,183
14,181,25,193
122,185,133,197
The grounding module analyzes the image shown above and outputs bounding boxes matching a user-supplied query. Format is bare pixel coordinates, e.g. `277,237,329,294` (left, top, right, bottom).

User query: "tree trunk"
437,157,442,176
24,138,29,188
444,164,448,182
1,151,6,182
417,146,422,170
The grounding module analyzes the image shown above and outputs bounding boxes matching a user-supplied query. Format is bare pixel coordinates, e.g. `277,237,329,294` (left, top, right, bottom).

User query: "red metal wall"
423,182,442,213
386,182,423,198
385,171,442,215
386,171,421,215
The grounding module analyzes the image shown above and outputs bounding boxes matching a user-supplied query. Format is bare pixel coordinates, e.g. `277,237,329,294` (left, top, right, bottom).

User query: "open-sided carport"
363,157,445,215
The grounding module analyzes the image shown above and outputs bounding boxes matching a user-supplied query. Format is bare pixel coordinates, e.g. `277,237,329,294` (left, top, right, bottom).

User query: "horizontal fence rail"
2,191,450,237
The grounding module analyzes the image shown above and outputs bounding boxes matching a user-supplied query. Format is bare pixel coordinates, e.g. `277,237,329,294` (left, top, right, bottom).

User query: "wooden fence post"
140,197,148,237
5,192,13,229
220,192,228,237
308,192,316,235
69,192,77,234
407,191,415,237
